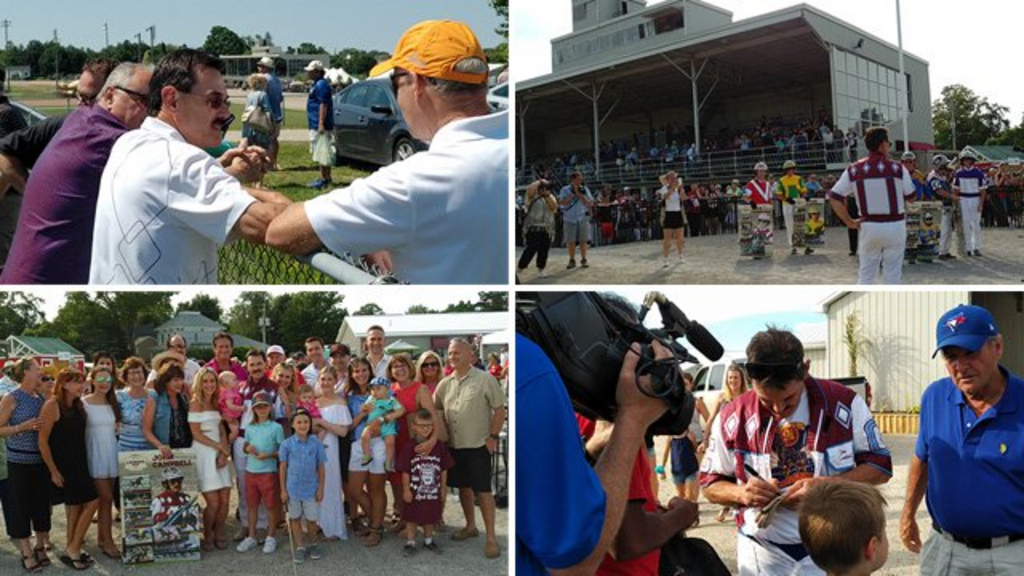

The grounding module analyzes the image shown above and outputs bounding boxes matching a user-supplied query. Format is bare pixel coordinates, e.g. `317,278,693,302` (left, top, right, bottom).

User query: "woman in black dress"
39,369,99,570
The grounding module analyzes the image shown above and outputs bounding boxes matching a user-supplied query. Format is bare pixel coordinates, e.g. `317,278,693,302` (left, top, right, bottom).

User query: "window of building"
574,2,588,22
651,9,685,35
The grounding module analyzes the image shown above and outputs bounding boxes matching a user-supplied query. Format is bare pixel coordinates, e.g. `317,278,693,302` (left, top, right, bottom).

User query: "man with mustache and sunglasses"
900,305,1024,575
89,49,290,285
700,327,892,576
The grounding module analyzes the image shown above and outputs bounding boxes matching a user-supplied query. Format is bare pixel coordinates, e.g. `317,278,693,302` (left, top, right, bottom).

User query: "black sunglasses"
421,362,440,368
745,361,804,381
391,69,411,97
115,86,149,107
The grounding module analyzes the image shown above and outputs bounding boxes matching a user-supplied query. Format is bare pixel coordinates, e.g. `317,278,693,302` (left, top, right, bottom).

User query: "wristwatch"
489,434,500,441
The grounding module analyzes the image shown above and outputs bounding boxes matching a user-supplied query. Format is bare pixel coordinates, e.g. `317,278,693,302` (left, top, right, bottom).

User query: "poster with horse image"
118,449,202,564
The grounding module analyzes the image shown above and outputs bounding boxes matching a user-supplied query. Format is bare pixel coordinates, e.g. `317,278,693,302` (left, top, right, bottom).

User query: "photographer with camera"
516,332,674,575
558,172,595,270
700,327,893,576
517,179,558,278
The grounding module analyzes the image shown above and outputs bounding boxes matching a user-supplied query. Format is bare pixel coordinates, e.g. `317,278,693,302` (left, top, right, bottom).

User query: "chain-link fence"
217,242,402,284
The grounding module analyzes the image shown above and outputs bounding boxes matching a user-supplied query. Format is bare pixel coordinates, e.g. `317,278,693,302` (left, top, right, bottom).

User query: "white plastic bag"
312,132,333,166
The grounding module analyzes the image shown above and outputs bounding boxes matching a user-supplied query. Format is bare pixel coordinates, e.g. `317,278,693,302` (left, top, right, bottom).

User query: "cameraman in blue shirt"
516,334,671,575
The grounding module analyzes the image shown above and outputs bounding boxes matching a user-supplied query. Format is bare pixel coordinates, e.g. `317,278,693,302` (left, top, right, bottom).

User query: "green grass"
4,81,69,100
228,103,309,131
262,142,373,201
33,105,74,117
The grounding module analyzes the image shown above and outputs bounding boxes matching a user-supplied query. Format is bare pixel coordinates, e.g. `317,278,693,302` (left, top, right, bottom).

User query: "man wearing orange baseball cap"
266,20,508,285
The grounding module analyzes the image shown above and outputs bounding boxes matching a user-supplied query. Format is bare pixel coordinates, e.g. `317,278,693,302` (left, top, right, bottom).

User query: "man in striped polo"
828,127,917,284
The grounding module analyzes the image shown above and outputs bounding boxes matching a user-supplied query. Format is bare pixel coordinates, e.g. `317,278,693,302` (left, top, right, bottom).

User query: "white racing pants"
858,220,906,284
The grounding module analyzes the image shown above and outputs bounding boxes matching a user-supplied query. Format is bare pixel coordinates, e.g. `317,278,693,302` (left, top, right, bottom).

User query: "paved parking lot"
518,227,1024,284
0,492,508,575
655,434,929,575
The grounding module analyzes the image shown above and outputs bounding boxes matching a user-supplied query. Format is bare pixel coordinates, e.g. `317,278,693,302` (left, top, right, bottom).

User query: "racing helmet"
782,160,797,170
754,161,768,172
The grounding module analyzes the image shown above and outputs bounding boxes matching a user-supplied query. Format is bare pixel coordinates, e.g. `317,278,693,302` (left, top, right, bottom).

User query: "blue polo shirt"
306,78,333,131
916,366,1024,538
516,334,605,575
279,433,328,500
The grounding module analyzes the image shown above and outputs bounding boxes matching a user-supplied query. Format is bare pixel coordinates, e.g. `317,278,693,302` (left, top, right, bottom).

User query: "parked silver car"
332,78,425,166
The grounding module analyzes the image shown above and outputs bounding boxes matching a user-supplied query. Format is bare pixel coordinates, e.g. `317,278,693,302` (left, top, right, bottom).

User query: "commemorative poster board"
739,204,774,259
792,198,807,249
916,201,942,262
905,202,922,263
804,198,826,247
119,449,202,565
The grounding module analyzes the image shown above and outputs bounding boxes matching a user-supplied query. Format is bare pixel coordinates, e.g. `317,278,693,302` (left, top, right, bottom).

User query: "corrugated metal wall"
825,291,968,412
972,292,1024,377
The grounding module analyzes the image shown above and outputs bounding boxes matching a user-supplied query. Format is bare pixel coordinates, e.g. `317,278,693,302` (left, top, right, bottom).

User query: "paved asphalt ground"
518,227,1024,285
653,434,930,575
0,491,508,575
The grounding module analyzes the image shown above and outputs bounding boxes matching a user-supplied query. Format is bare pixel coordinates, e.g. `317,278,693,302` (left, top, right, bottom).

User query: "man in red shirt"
578,415,698,575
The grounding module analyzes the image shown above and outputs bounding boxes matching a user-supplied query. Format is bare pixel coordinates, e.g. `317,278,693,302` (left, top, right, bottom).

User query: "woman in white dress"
83,366,121,559
187,367,233,550
315,366,351,540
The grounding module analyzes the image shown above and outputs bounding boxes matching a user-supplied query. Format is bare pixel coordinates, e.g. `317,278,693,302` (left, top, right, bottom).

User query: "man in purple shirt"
0,62,152,284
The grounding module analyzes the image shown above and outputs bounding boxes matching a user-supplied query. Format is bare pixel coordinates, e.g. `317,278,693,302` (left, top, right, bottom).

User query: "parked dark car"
332,78,425,166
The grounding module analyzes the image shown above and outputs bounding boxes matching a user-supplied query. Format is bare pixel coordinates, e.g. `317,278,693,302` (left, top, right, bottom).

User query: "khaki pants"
921,532,1024,576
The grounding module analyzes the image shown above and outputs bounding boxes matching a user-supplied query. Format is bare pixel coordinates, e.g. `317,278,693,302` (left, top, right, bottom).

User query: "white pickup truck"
692,359,872,409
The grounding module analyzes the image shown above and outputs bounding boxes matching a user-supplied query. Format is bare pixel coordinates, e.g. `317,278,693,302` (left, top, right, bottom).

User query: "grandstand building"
517,0,933,185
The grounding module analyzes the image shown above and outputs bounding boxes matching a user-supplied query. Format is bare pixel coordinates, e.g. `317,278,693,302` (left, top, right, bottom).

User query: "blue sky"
605,287,833,363
3,0,504,54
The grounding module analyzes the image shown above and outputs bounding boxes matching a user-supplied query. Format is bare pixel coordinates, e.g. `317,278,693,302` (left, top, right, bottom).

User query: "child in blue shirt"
279,408,327,564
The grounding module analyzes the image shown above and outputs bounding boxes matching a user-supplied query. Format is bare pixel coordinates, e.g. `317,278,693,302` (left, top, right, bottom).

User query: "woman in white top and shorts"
658,170,686,266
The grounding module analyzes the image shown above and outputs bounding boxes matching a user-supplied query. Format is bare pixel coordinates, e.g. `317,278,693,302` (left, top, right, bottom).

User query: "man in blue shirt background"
900,304,1024,574
516,333,671,575
257,57,284,170
305,60,333,189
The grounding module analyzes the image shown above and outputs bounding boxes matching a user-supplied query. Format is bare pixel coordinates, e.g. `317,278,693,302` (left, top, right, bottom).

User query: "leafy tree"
31,292,173,359
476,291,508,312
356,303,384,316
406,304,435,315
176,294,223,323
443,300,477,313
932,85,1010,149
331,48,386,77
276,292,347,353
490,0,509,39
484,45,508,65
202,25,249,57
224,292,274,341
0,292,44,338
986,114,1024,149
292,43,327,56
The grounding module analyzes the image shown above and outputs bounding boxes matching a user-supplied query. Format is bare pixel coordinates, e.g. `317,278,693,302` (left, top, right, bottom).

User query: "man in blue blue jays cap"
900,304,1024,574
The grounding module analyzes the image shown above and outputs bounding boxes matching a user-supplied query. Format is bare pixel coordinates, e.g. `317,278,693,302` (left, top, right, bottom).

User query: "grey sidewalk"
518,228,1024,284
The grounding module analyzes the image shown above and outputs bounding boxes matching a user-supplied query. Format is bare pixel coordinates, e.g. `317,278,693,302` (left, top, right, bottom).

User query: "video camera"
516,291,724,435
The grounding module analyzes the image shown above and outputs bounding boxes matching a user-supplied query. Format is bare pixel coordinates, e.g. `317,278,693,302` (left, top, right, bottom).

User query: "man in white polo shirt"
828,127,916,284
89,49,289,284
951,150,989,257
265,20,507,284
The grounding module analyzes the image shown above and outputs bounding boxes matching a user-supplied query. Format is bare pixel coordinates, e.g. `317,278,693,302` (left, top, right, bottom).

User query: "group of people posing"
0,327,507,571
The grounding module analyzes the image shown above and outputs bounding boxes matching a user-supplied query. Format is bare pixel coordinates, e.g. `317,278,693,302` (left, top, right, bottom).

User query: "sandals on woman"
362,527,383,548
59,554,90,571
33,548,51,567
21,555,42,573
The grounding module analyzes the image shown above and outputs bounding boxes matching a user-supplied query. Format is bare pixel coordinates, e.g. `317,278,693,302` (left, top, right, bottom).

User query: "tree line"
0,291,507,363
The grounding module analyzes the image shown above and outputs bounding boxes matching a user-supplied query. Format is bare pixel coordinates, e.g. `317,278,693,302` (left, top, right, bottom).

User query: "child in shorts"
236,392,284,554
279,408,327,564
396,409,454,555
799,480,889,576
360,377,405,472
218,370,244,443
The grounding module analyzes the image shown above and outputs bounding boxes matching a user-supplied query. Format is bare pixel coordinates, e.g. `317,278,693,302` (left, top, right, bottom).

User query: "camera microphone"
640,292,725,362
